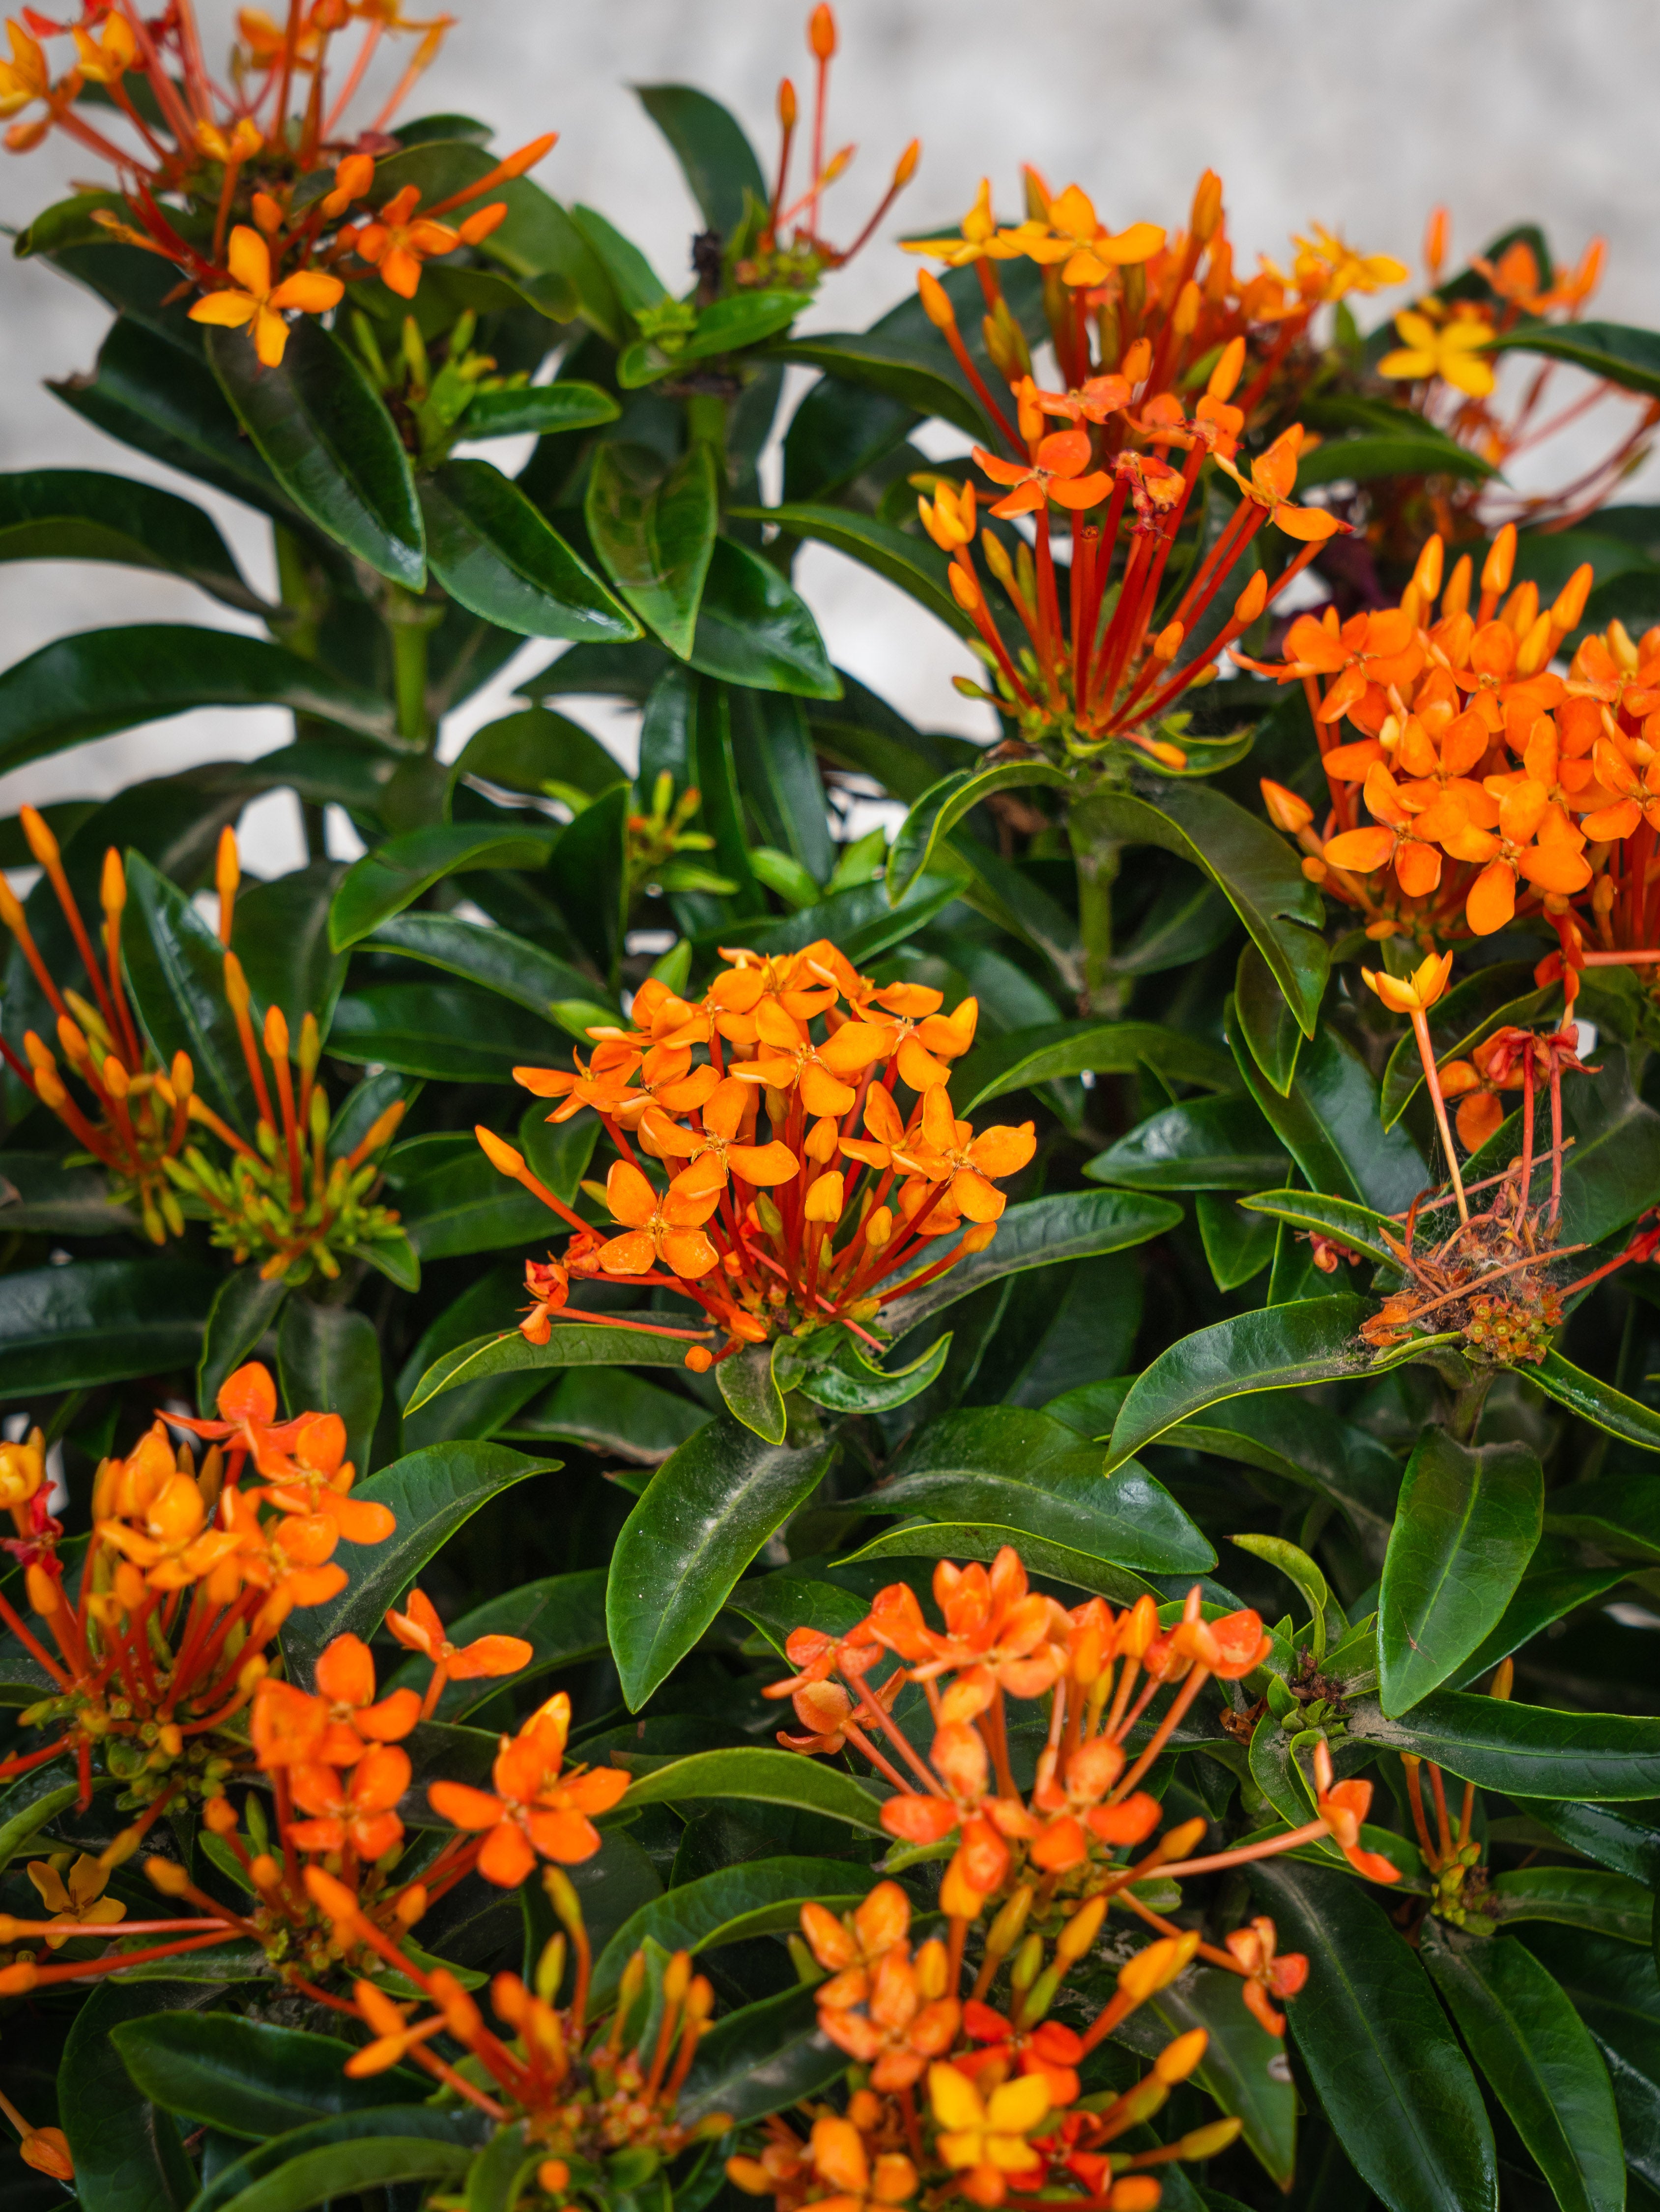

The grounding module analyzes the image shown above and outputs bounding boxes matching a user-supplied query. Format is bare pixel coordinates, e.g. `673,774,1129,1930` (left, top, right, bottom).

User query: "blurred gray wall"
3,0,1659,866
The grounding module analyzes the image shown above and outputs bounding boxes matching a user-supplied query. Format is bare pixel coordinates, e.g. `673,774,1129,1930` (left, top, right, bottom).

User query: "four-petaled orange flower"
1213,425,1345,541
1224,1915,1309,2036
428,1690,630,1884
973,429,1110,518
347,183,506,299
596,1158,723,1279
286,1741,411,1860
385,1585,533,1719
188,225,343,366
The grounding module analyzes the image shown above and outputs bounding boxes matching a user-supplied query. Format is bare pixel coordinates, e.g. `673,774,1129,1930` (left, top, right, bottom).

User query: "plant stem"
387,586,433,749
1070,797,1125,1017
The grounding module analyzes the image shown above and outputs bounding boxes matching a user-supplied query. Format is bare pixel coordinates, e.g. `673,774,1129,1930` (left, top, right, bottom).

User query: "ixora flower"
480,944,1035,1370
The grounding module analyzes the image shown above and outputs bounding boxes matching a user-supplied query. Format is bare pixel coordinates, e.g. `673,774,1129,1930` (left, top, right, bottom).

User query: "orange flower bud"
1482,522,1517,598
809,5,837,59
1260,778,1314,834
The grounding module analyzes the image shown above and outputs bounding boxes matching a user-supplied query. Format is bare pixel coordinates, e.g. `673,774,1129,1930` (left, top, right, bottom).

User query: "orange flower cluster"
1375,210,1656,537
318,1861,728,2160
901,170,1405,758
0,807,185,1242
478,944,1036,1370
734,6,919,291
0,1363,391,1828
726,1553,1403,2211
1256,524,1660,993
0,0,552,364
0,823,407,1273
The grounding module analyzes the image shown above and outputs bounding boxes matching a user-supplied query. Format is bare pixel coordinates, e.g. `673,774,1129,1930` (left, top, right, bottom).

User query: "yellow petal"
225,224,271,298
929,2063,984,2132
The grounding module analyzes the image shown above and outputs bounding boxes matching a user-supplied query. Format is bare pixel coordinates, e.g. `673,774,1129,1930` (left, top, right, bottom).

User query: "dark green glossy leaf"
330,824,557,949
689,535,839,699
123,849,255,1126
764,330,991,442
687,675,763,914
278,1300,383,1476
1448,1558,1629,1688
635,84,767,234
368,909,598,1022
1107,1297,1402,1473
281,1442,557,1684
712,866,966,967
213,2136,476,2212
1250,1859,1497,2212
1119,1387,1402,1539
607,1412,836,1709
776,1328,952,1415
1533,1358,1660,1455
1293,433,1494,487
507,1368,709,1462
616,1746,885,1833
384,1133,549,1263
1490,319,1660,400
465,2119,538,2212
1232,1015,1428,1215
678,1982,844,2125
1085,1094,1288,1193
618,292,803,387
405,1319,696,1414
463,381,619,440
422,460,637,641
1234,939,1304,1094
232,861,349,1046
111,2014,417,2140
1490,1865,1657,1946
1420,1919,1622,2212
1517,1927,1660,2190
591,1857,868,2008
207,321,424,587
1513,1802,1660,1886
881,1190,1182,1338
0,1258,217,1395
1239,1190,1401,1269
955,1018,1236,1115
63,1979,207,2212
1349,1691,1660,1801
1071,781,1328,1037
450,704,625,807
585,441,717,658
1195,1193,1278,1291
1111,1963,1296,2189
0,624,391,775
874,1406,1214,1575
1378,1431,1542,1715
1543,1474,1660,1560
0,468,264,611
384,1569,605,1722
891,764,1072,906
188,2110,488,2212
718,1341,788,1444
199,1270,288,1417
328,982,559,1082
50,315,292,521
740,502,968,638
727,1571,871,1656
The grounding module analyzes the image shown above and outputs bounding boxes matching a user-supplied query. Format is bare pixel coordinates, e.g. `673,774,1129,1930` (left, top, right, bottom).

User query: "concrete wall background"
3,0,1658,868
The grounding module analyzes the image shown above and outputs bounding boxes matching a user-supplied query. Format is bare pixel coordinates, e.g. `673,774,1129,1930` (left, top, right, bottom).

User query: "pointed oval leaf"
0,625,391,776
462,381,619,440
1378,1432,1543,1716
887,762,1069,904
405,1318,698,1414
616,1746,886,1833
329,823,558,950
123,848,257,1126
1349,1691,1660,1801
63,1979,209,2212
214,2136,475,2212
1489,319,1660,399
689,535,840,699
880,1190,1181,1339
739,501,970,639
207,320,424,586
635,84,767,234
590,1857,869,2010
1490,1865,1658,1946
718,1340,788,1444
1240,1189,1402,1270
280,1442,558,1685
110,2013,418,2139
1085,1094,1288,1193
0,467,264,610
1447,1559,1629,1688
422,460,637,641
189,2110,489,2212
678,1982,845,2125
1512,1926,1660,2192
607,1412,837,1710
1234,939,1303,1095
1071,781,1329,1037
956,1018,1236,1116
585,441,717,658
1231,1014,1428,1215
1249,1859,1497,2212
278,1301,383,1477
328,982,559,1084
1532,1353,1660,1453
367,909,599,1023
0,1258,218,1396
1422,1919,1624,2212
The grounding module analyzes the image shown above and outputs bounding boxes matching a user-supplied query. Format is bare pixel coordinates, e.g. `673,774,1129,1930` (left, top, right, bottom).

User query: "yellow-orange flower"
1379,309,1496,398
1362,953,1454,1017
188,226,343,366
